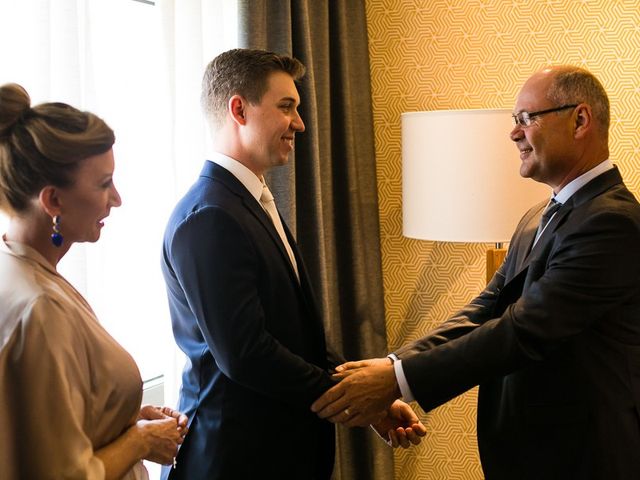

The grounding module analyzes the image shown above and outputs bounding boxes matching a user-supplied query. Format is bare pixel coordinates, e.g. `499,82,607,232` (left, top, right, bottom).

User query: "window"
0,0,237,457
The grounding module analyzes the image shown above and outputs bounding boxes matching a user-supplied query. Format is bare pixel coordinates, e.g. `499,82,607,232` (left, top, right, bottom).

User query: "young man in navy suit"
312,66,640,480
161,48,425,480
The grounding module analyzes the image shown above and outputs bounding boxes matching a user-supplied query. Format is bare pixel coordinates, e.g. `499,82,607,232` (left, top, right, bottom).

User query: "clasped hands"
311,358,426,448
137,405,189,465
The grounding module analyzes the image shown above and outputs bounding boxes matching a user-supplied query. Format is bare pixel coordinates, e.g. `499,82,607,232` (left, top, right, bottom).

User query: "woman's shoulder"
0,251,46,329
0,251,82,347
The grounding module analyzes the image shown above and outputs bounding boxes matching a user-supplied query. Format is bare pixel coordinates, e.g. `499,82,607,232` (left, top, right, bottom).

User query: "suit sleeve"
325,344,346,372
401,207,640,412
167,206,335,408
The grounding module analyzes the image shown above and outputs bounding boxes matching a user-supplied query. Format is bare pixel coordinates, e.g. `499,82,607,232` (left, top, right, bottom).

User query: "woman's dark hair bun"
0,83,31,137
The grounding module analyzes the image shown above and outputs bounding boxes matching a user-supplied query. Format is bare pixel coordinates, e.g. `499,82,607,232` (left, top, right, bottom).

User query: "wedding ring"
344,408,351,416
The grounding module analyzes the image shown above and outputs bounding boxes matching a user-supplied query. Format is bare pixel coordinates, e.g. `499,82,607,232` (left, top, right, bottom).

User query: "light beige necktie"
260,182,299,280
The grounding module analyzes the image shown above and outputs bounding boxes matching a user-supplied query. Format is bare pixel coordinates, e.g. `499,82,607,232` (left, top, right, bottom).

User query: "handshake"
311,357,426,449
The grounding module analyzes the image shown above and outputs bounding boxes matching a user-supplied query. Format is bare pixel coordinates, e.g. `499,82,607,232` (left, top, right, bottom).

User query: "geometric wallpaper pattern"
364,1,640,478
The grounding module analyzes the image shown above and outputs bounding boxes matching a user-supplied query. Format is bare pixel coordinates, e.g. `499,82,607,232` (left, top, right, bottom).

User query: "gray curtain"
237,1,393,479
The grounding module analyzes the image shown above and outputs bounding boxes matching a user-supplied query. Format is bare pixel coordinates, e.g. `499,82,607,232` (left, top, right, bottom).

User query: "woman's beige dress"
0,238,148,479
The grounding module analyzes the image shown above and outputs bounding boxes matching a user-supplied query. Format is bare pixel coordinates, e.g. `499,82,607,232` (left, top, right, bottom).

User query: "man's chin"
520,162,535,179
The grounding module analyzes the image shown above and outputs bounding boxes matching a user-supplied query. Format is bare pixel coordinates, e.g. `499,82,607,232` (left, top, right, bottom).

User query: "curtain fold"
238,1,392,479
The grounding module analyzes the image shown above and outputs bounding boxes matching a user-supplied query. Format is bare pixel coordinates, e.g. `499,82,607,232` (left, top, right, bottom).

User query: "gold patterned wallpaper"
364,0,640,479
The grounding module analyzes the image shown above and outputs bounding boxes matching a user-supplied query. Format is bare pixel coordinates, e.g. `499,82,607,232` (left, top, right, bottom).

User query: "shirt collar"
208,152,264,203
554,159,613,204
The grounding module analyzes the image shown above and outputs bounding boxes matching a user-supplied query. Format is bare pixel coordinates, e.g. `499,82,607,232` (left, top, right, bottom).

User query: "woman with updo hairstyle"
0,83,188,480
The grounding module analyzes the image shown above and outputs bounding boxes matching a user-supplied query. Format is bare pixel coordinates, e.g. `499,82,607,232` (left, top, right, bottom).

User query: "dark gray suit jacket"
161,161,336,480
396,166,640,479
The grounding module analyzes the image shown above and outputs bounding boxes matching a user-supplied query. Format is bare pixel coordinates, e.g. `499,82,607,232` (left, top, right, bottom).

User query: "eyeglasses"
511,104,578,127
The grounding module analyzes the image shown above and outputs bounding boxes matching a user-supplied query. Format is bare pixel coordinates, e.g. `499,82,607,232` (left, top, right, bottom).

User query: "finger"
311,385,346,414
318,401,349,420
316,396,350,419
161,407,185,423
394,402,418,423
332,366,368,380
335,361,361,372
335,360,370,372
327,407,370,427
331,369,357,380
159,417,179,427
178,414,189,428
161,406,176,416
343,412,371,428
141,405,164,420
388,429,399,448
406,428,423,445
326,408,352,424
395,428,410,448
411,422,427,437
402,411,419,424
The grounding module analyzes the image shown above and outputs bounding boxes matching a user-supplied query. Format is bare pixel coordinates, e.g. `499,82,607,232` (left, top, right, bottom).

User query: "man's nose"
509,123,523,142
292,110,305,132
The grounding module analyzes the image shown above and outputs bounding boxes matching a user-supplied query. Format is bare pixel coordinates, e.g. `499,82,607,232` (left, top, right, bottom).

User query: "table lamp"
401,109,549,283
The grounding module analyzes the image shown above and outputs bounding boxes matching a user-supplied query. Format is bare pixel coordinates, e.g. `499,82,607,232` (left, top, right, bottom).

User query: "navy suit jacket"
396,167,640,479
161,161,336,479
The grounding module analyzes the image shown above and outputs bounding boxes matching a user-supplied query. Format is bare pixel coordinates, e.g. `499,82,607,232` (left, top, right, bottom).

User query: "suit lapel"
512,203,544,275
508,166,624,281
242,195,301,282
201,161,326,357
522,203,571,266
282,222,315,297
202,161,303,285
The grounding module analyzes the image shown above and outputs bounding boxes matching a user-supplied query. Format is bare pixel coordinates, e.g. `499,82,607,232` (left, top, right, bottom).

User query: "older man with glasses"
312,65,640,480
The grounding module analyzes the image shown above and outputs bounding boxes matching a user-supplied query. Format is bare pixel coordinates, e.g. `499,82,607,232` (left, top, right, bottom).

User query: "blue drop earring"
51,215,63,247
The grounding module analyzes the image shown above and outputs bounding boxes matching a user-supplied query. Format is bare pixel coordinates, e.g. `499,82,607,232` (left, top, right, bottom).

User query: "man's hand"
372,400,427,448
335,357,392,373
311,357,400,427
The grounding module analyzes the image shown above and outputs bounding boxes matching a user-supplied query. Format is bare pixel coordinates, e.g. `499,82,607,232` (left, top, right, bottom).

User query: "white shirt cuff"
388,354,415,402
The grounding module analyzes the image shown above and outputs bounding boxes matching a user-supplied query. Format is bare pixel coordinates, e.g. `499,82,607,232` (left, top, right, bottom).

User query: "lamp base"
486,247,507,284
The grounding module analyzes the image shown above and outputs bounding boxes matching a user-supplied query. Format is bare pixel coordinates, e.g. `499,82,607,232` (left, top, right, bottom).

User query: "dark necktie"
536,198,562,238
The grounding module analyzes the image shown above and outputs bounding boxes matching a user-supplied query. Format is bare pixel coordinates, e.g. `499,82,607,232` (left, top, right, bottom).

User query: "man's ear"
574,103,592,139
38,186,62,218
229,95,247,126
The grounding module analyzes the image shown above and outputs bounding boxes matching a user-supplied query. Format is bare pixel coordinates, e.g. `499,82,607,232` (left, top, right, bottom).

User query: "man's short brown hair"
201,48,306,128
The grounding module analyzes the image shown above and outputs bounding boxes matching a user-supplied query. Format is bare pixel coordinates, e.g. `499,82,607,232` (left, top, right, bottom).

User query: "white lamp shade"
402,109,550,243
